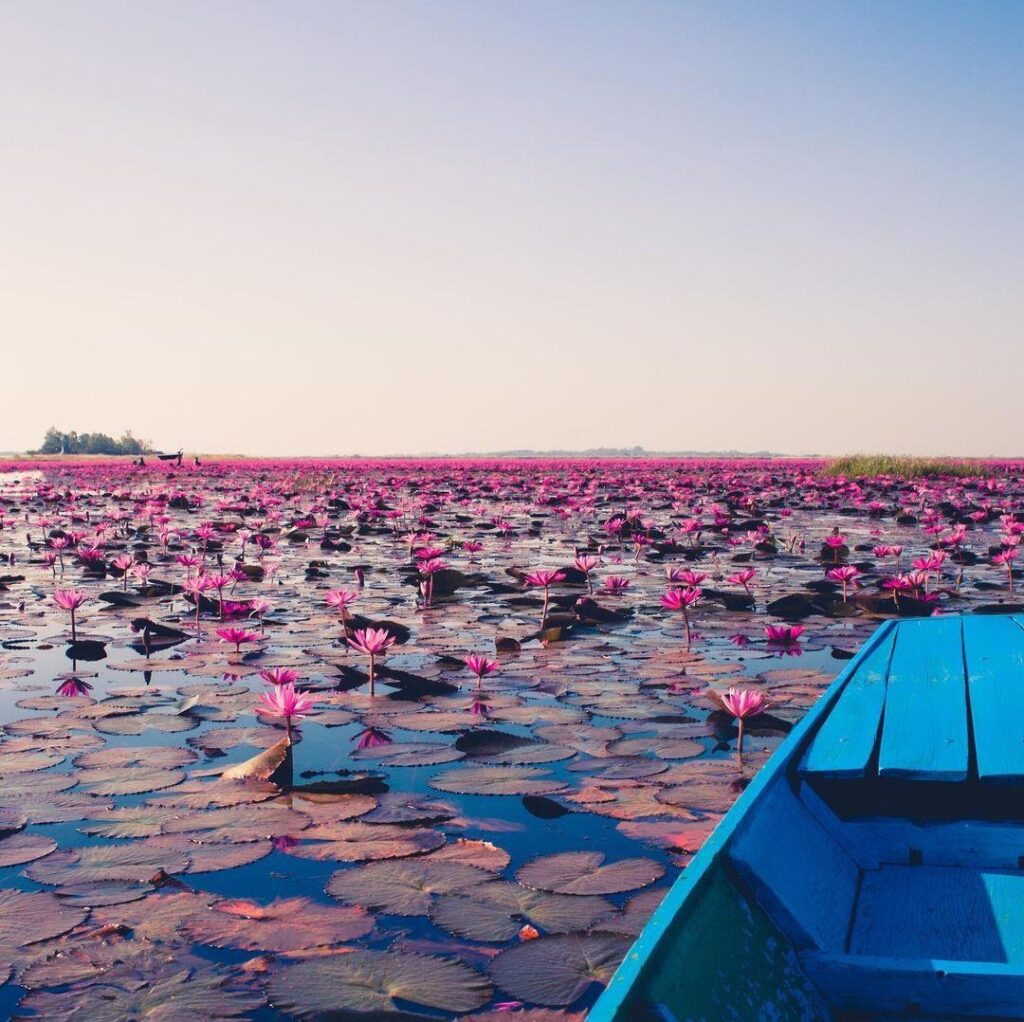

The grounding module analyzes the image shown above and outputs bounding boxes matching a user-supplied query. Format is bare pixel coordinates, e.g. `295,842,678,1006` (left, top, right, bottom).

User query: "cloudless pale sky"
2,1,1022,456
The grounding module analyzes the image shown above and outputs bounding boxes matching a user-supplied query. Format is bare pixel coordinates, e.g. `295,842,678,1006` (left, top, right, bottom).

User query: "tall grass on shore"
822,454,978,479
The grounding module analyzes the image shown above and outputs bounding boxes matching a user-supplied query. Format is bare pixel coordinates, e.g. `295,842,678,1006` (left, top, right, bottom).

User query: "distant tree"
32,428,154,456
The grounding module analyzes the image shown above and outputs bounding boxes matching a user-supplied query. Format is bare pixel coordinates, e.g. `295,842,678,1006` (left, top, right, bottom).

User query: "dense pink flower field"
1,456,1022,1019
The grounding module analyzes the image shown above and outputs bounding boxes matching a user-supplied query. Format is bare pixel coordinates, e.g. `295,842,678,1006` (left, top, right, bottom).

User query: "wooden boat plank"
799,629,895,778
963,615,1024,782
799,952,1024,1018
729,774,859,952
850,864,1024,962
878,617,969,781
800,782,1024,870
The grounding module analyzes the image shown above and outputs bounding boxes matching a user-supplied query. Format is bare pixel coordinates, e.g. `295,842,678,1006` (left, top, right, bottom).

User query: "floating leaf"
351,741,463,766
0,831,57,867
430,765,566,796
26,842,190,885
489,931,631,1005
161,805,309,844
517,851,664,895
427,838,511,871
53,881,151,908
78,765,185,796
94,712,198,736
73,745,196,769
286,823,445,863
327,859,496,915
185,896,373,951
80,806,179,839
147,780,280,810
15,961,265,1020
431,883,613,942
269,950,491,1017
359,793,456,825
0,889,87,953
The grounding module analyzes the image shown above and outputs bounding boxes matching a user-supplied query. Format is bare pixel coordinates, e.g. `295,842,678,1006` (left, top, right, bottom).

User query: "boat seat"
796,864,1024,1018
798,952,1024,1019
800,615,1024,785
850,864,1024,963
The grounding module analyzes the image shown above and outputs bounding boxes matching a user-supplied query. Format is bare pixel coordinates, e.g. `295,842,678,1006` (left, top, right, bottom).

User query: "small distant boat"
156,449,183,462
592,613,1024,1021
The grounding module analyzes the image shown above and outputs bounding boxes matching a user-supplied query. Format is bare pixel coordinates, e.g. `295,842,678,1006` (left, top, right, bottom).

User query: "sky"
2,1,1022,457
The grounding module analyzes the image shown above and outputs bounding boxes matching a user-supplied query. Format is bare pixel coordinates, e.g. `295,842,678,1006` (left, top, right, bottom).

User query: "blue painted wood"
587,619,899,1022
800,781,1024,870
963,614,1024,782
799,952,1024,1018
729,773,859,951
878,616,969,781
800,628,895,778
850,865,1024,963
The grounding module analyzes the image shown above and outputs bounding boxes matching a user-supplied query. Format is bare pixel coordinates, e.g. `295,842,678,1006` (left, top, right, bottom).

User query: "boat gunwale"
589,617,899,1021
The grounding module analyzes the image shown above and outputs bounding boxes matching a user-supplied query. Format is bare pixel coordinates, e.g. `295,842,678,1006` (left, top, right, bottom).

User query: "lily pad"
184,896,373,951
489,931,631,1005
517,851,664,895
430,883,613,942
430,765,566,796
327,859,496,915
268,950,491,1017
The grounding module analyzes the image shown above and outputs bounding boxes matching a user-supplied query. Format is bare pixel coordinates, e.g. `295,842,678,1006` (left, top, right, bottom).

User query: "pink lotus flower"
204,573,231,619
259,666,300,686
574,554,600,593
216,627,261,656
53,589,88,641
727,568,756,603
257,682,314,736
348,627,396,695
524,569,567,630
176,553,201,578
668,567,708,588
881,574,913,606
602,575,631,595
661,586,702,648
873,544,903,568
182,574,216,632
824,533,846,563
112,553,134,591
716,686,769,761
325,589,358,631
764,624,804,645
720,687,769,720
48,535,69,573
465,654,499,689
57,676,93,698
993,547,1019,593
248,597,271,631
462,540,484,561
826,565,861,602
